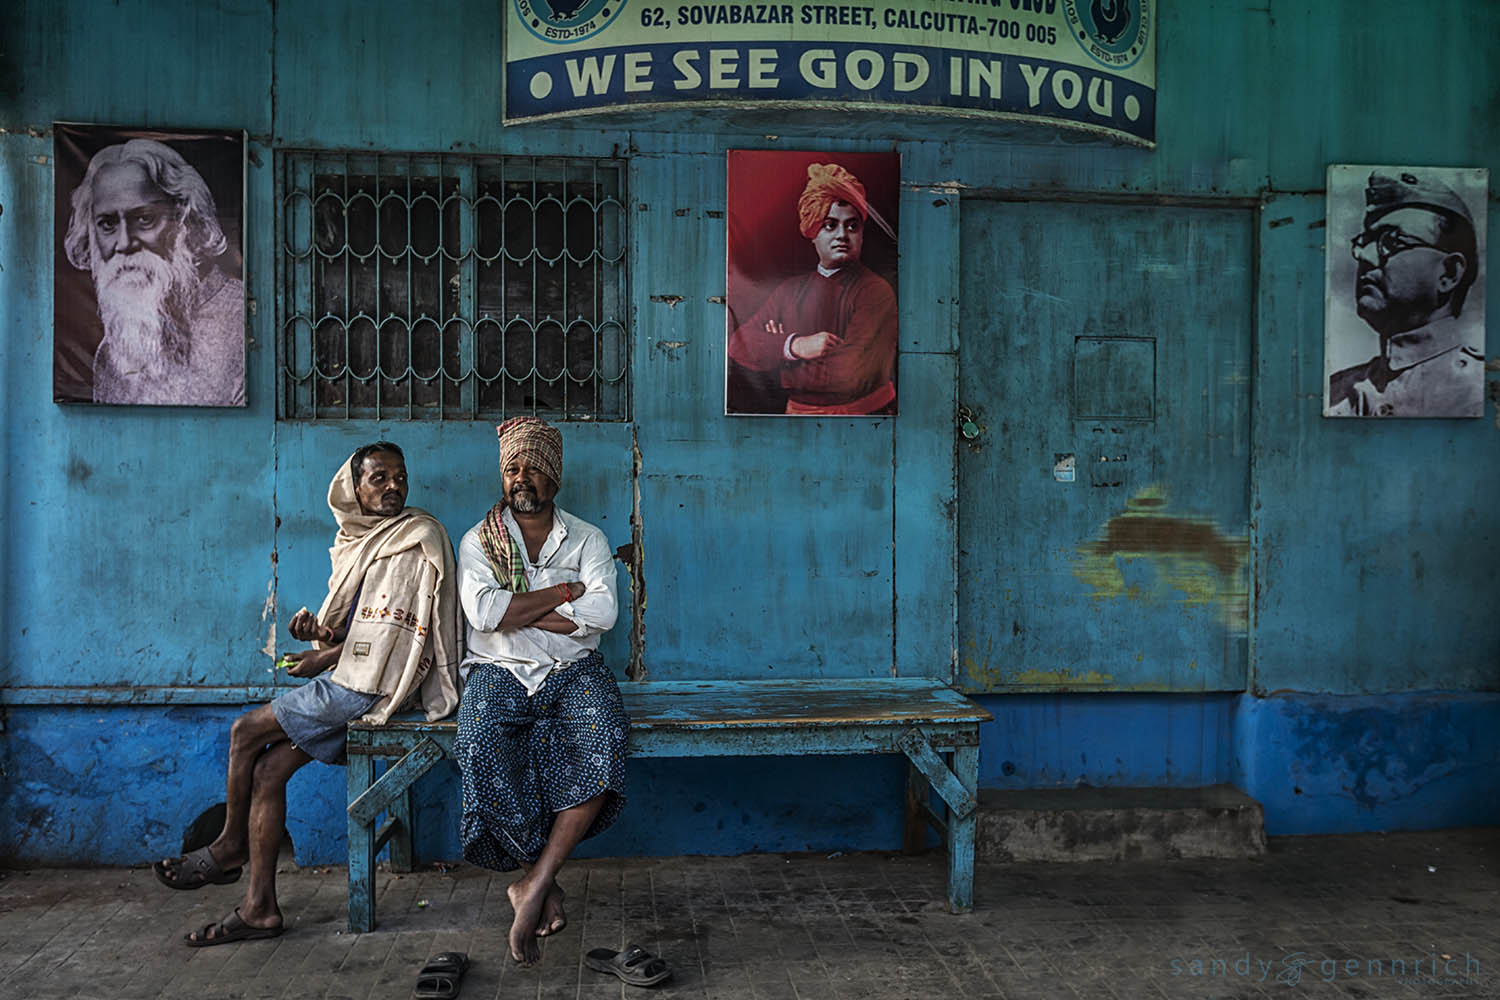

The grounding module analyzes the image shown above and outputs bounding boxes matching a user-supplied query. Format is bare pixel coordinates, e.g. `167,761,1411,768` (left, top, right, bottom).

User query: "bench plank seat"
346,677,991,931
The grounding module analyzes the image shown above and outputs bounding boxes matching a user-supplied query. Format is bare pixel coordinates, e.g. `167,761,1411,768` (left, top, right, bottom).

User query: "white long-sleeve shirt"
457,505,619,694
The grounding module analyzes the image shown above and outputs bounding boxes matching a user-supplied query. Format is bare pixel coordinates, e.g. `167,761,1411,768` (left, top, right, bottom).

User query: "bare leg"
186,741,312,942
158,703,289,883
507,793,606,965
536,882,566,938
212,705,294,866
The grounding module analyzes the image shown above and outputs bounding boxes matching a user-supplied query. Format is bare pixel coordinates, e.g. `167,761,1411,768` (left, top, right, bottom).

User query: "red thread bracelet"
556,583,570,603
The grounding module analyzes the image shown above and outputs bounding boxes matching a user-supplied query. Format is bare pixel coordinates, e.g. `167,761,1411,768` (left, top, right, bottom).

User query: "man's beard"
510,485,543,513
92,233,199,374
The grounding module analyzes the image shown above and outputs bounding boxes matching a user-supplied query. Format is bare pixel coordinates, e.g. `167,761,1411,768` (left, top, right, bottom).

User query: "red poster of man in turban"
726,150,899,417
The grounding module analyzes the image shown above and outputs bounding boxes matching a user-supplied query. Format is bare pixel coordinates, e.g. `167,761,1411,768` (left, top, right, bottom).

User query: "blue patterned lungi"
456,651,629,871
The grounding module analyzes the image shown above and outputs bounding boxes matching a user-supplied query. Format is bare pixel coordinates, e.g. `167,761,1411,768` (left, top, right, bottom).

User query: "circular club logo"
514,0,626,44
1064,0,1151,70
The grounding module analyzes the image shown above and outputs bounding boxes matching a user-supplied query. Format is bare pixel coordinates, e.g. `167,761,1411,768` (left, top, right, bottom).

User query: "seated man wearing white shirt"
454,416,627,967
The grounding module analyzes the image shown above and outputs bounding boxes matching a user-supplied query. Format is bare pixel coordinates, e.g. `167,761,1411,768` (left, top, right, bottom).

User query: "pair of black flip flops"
414,945,670,995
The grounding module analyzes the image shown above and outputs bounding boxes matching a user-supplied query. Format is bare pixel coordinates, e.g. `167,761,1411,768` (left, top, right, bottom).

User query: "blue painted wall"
1233,692,1500,835
3,0,1499,866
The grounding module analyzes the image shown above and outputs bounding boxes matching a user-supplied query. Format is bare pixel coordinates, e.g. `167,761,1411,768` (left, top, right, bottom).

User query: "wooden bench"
345,677,992,932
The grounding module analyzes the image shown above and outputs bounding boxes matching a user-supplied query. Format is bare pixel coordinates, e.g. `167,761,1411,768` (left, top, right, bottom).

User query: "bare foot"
506,875,548,964
536,881,566,937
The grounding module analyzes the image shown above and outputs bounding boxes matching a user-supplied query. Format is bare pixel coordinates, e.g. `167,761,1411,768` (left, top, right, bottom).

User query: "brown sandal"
152,846,242,891
184,908,284,948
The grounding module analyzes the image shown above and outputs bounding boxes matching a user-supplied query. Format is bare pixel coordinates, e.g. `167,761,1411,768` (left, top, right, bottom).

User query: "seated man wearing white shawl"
151,442,462,947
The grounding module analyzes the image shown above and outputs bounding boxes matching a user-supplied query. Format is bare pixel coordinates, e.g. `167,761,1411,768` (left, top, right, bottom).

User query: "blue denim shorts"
271,675,381,764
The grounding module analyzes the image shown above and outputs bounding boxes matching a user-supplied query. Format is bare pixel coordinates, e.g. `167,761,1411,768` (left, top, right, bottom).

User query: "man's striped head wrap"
497,416,562,487
480,417,563,592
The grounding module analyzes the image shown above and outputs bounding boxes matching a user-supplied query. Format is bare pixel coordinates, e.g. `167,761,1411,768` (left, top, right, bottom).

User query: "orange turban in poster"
795,162,897,242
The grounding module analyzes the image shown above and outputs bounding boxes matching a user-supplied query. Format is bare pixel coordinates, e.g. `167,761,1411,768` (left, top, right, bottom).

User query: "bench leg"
347,752,376,934
945,745,978,914
903,760,927,854
897,730,980,912
389,778,414,873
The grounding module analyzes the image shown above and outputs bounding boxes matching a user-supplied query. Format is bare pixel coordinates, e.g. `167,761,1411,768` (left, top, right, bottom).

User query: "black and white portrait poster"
725,149,899,417
1324,163,1488,418
53,123,246,406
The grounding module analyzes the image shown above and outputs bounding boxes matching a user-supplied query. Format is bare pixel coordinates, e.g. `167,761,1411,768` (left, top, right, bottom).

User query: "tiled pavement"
1,828,1496,999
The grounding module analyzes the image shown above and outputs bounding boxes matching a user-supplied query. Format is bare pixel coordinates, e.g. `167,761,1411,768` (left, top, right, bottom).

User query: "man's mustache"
98,251,169,291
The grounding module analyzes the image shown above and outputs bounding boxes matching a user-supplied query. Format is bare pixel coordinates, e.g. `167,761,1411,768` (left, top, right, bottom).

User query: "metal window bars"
277,151,628,420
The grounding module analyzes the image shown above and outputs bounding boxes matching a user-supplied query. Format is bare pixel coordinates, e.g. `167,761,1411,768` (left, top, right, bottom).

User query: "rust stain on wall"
1072,486,1250,633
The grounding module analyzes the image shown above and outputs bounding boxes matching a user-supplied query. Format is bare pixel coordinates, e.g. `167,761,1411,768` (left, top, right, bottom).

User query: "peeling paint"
627,427,646,680
259,578,277,658
652,339,689,360
1072,486,1250,633
650,294,685,308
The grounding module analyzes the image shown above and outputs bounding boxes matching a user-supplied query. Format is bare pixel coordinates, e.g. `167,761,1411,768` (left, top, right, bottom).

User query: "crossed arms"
457,520,618,641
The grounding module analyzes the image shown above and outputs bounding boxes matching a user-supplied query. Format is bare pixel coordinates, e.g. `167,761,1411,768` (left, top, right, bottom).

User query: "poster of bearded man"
53,124,246,406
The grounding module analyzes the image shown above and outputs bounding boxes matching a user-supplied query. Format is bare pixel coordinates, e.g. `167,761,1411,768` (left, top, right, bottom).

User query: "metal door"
957,202,1253,693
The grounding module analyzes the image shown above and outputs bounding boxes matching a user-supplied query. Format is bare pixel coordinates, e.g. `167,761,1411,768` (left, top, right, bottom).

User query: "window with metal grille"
276,152,628,420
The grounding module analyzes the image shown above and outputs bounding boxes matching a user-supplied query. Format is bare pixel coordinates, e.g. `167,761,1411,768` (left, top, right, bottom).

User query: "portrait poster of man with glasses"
1324,164,1488,418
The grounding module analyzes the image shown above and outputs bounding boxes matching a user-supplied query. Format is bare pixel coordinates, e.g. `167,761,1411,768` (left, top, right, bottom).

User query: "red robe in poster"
728,263,897,414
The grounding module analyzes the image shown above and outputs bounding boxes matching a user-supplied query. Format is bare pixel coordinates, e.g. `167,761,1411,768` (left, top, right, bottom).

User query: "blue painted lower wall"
1232,691,1500,836
7,689,1499,865
0,704,906,866
974,690,1500,836
974,693,1238,790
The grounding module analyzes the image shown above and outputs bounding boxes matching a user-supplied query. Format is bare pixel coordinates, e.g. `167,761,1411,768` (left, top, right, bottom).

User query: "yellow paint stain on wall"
961,633,1001,688
1071,486,1250,634
1006,667,1116,686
